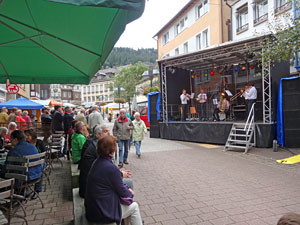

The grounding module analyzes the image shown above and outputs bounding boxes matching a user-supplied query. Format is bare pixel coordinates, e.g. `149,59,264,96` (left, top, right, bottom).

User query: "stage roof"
157,36,263,72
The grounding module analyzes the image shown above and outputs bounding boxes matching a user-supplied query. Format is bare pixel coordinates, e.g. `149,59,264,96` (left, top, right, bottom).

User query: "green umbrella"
0,0,145,84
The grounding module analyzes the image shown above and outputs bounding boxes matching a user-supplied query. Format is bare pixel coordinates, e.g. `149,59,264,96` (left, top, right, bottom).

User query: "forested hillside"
103,47,157,67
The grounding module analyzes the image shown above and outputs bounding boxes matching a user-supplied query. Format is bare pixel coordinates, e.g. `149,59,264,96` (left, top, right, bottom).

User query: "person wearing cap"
0,107,8,126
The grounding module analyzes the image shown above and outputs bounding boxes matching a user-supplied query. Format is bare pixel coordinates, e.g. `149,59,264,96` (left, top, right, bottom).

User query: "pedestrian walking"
113,108,133,167
132,112,147,158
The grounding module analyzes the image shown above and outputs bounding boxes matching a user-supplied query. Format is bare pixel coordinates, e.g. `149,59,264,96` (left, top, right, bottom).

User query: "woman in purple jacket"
85,135,143,225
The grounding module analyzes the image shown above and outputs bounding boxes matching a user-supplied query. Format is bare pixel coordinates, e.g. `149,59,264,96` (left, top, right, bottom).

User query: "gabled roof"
153,0,195,38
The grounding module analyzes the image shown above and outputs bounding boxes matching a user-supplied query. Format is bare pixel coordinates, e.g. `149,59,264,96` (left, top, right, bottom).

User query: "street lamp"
149,65,154,87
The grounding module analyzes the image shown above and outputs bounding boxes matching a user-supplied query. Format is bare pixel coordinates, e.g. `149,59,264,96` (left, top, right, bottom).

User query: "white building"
231,0,293,41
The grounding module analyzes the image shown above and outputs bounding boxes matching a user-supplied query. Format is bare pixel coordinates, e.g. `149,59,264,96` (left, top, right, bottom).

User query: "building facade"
154,0,231,59
231,0,293,41
81,67,124,106
40,84,81,104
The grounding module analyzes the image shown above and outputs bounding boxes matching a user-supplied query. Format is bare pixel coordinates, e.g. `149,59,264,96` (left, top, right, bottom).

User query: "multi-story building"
153,0,231,59
40,84,81,105
231,0,293,41
29,84,40,99
81,67,122,105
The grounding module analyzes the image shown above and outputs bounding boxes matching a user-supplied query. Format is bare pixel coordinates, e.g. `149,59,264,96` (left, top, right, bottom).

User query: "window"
162,32,169,45
195,70,211,84
96,85,99,92
63,92,66,98
92,86,95,92
68,92,71,98
88,97,91,102
175,48,179,55
84,97,87,102
83,87,86,93
236,5,249,33
175,17,187,36
275,0,291,12
196,33,201,50
88,87,90,92
31,84,34,90
196,0,209,19
184,42,188,53
254,0,268,24
202,29,208,48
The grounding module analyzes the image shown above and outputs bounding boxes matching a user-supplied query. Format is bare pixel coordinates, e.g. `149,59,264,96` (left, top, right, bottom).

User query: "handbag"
120,196,133,206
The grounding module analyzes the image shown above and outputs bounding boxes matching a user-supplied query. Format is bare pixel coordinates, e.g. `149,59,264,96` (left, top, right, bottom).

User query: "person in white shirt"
197,89,207,121
243,83,257,119
180,89,190,121
88,106,103,133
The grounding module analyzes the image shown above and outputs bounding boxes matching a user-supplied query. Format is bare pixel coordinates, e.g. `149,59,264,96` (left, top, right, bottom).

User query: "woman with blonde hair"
132,112,147,158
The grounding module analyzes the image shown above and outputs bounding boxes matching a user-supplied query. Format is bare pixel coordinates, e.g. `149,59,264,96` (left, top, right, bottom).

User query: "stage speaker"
282,77,300,148
150,125,160,138
149,94,159,125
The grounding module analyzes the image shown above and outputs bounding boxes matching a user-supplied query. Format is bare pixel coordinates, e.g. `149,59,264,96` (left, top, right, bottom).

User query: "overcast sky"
115,0,190,49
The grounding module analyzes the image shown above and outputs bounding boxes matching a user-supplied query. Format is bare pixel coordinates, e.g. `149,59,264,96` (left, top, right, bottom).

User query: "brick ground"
9,121,300,225
125,136,300,225
10,159,73,225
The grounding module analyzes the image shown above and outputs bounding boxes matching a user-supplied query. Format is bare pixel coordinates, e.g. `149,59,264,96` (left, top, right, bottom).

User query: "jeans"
121,202,143,225
118,139,129,163
134,141,141,155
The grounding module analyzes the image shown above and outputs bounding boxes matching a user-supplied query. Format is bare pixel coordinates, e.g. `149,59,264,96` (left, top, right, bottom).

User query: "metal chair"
49,132,64,167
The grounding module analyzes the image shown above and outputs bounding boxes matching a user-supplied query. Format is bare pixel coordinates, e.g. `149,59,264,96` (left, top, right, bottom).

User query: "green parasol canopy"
0,0,145,84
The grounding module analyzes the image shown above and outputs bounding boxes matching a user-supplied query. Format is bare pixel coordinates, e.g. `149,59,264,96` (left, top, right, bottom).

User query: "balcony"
275,1,292,14
254,13,268,25
236,23,249,33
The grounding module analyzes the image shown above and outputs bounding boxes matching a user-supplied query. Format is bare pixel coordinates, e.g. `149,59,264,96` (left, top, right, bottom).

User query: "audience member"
132,112,147,158
88,106,103,134
0,127,8,149
16,110,27,130
277,213,300,225
63,106,74,155
24,129,47,153
0,107,8,126
52,105,64,133
2,130,43,198
22,110,32,128
113,108,133,167
5,122,17,143
71,121,86,164
75,108,87,125
8,107,18,123
85,135,143,225
41,107,52,143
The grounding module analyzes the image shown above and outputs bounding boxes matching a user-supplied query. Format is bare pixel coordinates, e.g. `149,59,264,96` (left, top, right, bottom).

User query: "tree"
113,62,148,113
259,3,300,65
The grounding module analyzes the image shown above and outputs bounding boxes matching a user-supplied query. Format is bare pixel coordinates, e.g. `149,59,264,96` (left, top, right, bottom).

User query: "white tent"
31,99,50,106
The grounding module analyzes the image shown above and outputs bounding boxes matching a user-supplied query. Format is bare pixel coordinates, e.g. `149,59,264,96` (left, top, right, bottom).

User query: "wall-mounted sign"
6,84,19,94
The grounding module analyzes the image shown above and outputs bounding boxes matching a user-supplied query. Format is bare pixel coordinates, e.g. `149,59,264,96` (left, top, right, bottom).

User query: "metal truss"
161,64,168,123
262,58,272,124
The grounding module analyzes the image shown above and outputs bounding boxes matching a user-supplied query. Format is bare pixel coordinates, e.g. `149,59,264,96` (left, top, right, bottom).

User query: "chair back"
5,156,28,183
24,152,45,169
0,178,15,200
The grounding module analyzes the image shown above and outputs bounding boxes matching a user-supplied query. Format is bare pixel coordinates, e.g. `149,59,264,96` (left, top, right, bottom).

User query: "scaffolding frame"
161,63,168,122
262,58,272,124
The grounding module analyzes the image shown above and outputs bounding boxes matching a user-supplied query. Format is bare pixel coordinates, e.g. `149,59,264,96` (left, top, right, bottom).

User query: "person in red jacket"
16,110,27,130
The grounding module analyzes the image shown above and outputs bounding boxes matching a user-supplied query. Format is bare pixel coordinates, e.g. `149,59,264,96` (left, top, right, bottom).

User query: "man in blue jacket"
4,130,43,198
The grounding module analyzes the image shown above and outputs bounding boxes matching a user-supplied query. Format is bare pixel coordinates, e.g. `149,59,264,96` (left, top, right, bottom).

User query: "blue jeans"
134,141,141,155
118,139,129,163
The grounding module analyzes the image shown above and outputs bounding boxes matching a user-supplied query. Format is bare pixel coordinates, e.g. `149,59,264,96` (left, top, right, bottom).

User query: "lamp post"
149,65,154,87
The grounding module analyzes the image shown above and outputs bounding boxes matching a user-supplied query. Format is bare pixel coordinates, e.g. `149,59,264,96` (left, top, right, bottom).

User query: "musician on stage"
213,93,230,121
197,89,207,121
180,89,190,121
243,83,257,119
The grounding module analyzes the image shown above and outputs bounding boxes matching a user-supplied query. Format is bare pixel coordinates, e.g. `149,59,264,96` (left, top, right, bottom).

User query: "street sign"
6,84,19,94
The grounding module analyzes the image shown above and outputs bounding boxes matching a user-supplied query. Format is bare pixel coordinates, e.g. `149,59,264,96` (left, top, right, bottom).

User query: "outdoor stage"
159,121,275,148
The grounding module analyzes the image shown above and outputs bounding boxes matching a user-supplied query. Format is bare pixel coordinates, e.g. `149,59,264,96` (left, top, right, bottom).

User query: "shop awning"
0,0,145,84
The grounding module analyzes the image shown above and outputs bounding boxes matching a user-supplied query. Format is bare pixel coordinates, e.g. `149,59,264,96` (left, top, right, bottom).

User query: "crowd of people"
0,104,147,225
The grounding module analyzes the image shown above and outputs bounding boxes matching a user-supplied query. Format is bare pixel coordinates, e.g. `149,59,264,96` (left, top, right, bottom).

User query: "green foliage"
259,7,300,64
143,86,160,96
114,98,126,103
104,47,157,67
113,62,149,103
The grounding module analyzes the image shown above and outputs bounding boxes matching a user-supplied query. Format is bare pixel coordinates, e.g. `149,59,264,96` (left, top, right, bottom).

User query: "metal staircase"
224,103,256,153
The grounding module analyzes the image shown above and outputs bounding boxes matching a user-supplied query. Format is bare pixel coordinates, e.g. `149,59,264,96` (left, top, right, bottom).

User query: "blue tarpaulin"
277,76,300,146
147,92,161,122
0,97,44,109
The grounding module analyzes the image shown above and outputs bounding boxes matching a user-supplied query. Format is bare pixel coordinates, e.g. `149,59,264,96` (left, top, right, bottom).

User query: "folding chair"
49,132,64,167
0,178,28,225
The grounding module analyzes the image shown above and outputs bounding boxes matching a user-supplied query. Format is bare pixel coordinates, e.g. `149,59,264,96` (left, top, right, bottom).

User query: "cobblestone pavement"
10,159,74,225
125,136,300,225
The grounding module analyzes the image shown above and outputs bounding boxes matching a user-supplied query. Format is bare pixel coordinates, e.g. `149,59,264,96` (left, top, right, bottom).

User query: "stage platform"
159,121,276,148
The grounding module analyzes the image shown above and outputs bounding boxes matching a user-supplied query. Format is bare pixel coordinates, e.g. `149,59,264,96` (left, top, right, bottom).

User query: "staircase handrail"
244,103,255,134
